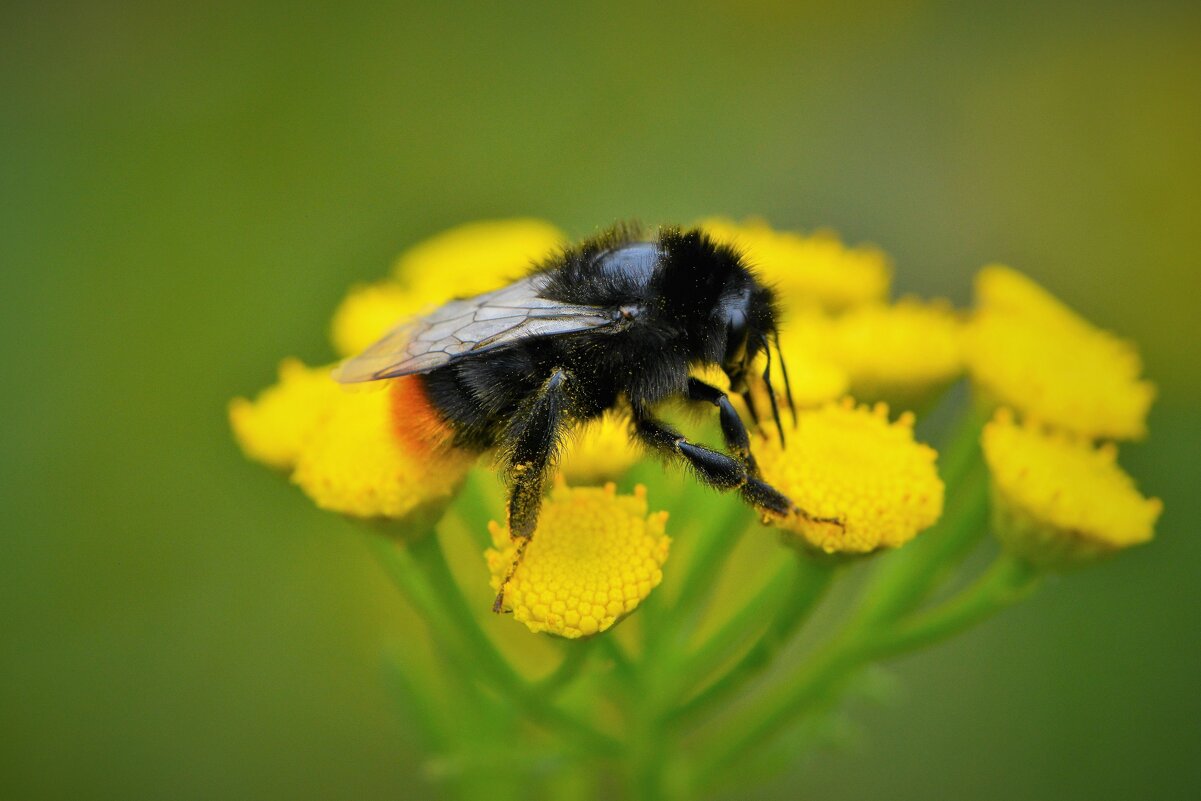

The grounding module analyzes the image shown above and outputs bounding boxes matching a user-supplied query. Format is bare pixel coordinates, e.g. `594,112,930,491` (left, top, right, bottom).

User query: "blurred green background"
3,1,1198,799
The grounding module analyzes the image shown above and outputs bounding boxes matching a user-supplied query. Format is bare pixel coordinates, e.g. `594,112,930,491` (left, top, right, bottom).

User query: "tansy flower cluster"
963,265,1161,567
231,216,1160,639
229,216,1162,800
700,220,964,412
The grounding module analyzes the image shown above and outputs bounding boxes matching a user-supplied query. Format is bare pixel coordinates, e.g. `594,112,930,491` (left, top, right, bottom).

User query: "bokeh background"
3,1,1199,799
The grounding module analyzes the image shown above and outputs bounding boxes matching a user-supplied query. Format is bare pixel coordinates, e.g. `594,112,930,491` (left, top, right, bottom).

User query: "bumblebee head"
655,226,795,443
718,283,794,445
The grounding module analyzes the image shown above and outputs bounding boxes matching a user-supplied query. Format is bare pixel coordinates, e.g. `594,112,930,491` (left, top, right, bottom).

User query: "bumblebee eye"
723,311,749,370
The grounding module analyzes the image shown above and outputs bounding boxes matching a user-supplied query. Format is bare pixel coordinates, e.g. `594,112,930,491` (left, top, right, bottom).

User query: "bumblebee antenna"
741,390,761,425
760,335,786,447
772,331,797,424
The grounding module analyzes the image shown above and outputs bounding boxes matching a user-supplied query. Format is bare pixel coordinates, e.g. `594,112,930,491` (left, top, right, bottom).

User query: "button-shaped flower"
234,218,569,528
700,217,892,313
232,365,474,527
965,265,1155,440
558,412,644,485
756,399,944,554
486,483,670,638
229,357,344,471
331,218,567,358
783,299,964,410
982,409,1161,568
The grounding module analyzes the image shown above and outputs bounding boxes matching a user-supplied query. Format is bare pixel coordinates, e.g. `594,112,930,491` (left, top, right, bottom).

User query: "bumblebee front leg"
494,369,571,613
686,376,760,477
630,404,792,517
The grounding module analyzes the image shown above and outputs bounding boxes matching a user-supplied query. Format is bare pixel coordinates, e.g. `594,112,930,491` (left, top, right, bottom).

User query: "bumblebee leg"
685,379,845,529
630,405,792,517
686,377,760,477
494,369,571,613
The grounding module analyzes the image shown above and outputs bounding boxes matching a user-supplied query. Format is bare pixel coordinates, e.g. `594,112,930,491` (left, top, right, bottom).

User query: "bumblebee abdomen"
388,375,457,457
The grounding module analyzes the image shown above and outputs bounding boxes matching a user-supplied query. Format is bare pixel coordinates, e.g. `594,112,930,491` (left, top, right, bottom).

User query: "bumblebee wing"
332,276,619,383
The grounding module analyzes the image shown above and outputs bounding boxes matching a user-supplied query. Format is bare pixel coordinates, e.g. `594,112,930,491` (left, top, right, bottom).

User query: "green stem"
380,644,448,750
692,553,1039,792
873,554,1040,657
667,554,836,729
599,635,635,682
691,633,868,792
534,639,596,696
672,558,794,691
452,469,502,549
368,532,620,757
407,534,622,757
936,399,989,492
850,462,989,630
665,501,754,655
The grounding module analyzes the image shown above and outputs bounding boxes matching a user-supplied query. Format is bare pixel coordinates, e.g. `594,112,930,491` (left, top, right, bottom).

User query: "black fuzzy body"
418,225,779,458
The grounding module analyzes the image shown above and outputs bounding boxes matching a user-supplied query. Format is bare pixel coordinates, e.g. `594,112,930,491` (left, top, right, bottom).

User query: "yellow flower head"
229,358,343,470
700,217,891,313
756,399,944,554
330,281,424,359
486,483,670,638
231,362,473,525
292,378,474,521
558,412,643,484
692,356,848,423
982,409,1161,568
331,218,567,359
783,300,964,409
965,265,1155,440
393,218,566,303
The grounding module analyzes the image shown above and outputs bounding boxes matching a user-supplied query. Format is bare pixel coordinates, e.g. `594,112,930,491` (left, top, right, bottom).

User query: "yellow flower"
238,220,566,526
229,359,343,470
692,356,848,420
965,265,1155,440
292,378,474,520
982,409,1161,568
974,263,1091,325
393,218,566,303
330,282,423,359
783,300,964,409
231,363,473,524
559,412,643,484
755,399,944,554
331,218,567,359
486,483,670,638
700,217,891,313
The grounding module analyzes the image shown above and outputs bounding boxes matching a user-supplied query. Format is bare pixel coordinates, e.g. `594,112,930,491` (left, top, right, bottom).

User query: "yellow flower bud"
330,281,423,359
558,413,643,484
756,399,944,554
229,359,342,471
331,218,566,360
982,409,1161,568
393,218,566,302
486,483,670,638
292,379,473,522
231,362,472,527
700,217,891,313
965,265,1155,440
777,301,963,412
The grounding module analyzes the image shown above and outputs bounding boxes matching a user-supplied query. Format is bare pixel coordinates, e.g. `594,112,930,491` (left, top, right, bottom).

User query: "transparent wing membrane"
333,275,619,383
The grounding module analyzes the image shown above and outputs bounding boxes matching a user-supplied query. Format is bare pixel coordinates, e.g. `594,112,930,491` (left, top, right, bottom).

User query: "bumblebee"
336,225,810,609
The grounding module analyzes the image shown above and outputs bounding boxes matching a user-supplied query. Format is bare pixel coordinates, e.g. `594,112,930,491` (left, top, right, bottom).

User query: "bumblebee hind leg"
494,369,572,613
